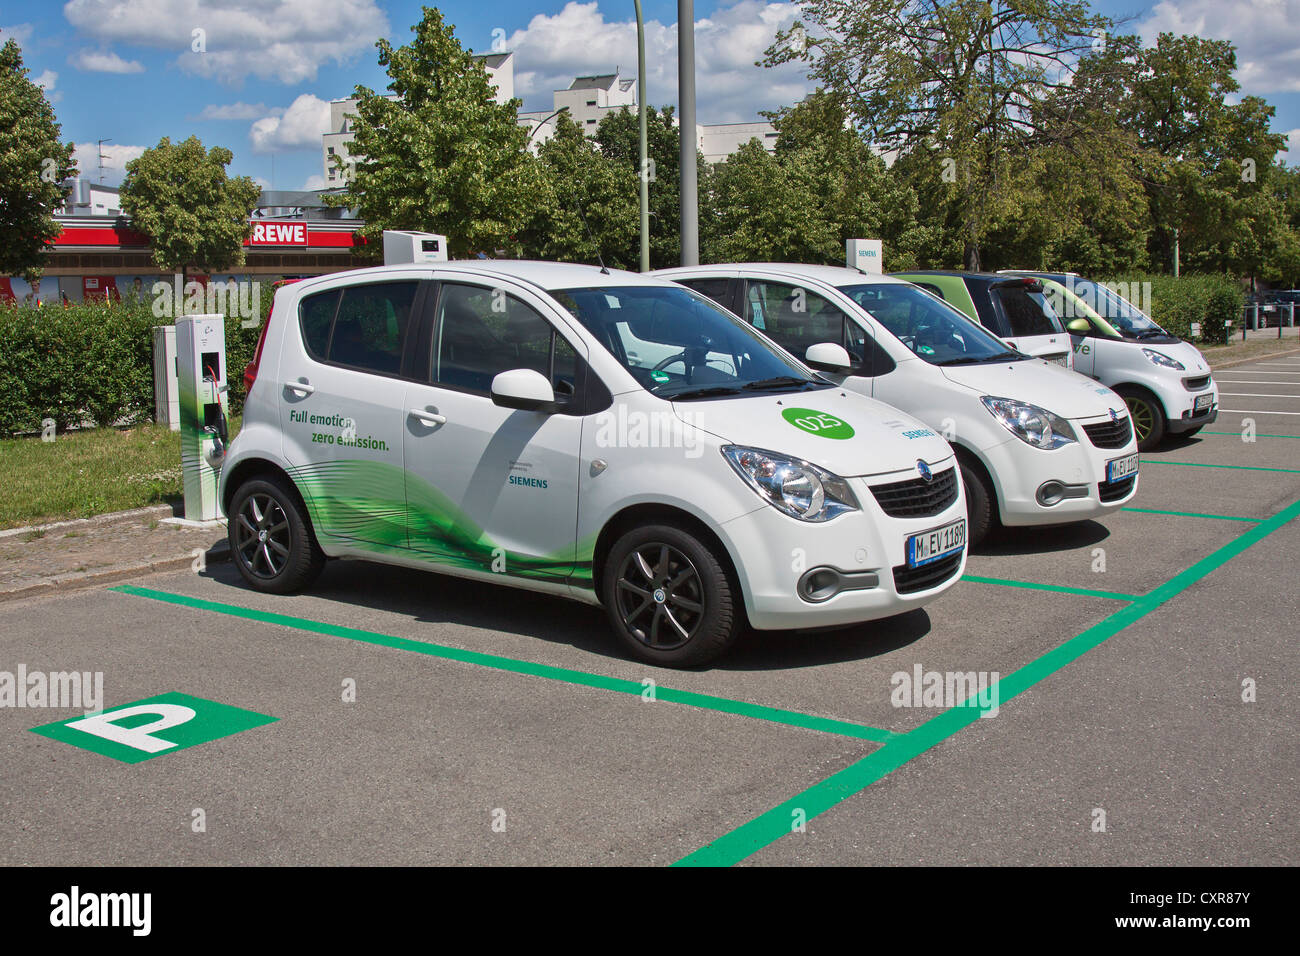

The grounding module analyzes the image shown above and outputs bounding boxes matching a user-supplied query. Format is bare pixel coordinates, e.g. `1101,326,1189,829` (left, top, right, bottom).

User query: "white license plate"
1049,355,1070,368
1107,453,1140,482
1194,393,1214,412
907,518,966,569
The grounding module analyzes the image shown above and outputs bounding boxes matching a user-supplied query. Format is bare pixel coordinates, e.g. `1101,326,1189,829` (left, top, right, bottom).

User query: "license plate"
1049,355,1070,368
1194,393,1214,412
1107,453,1140,482
907,518,966,569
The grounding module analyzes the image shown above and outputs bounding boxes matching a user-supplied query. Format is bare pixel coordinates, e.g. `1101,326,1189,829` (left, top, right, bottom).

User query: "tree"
518,113,638,269
0,38,75,280
332,7,537,258
120,136,260,279
765,0,1113,269
1116,33,1288,275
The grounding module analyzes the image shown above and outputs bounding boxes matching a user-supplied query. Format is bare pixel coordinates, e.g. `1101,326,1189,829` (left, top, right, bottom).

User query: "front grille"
1183,375,1211,391
870,467,959,518
1083,416,1133,449
1098,475,1136,503
892,552,963,595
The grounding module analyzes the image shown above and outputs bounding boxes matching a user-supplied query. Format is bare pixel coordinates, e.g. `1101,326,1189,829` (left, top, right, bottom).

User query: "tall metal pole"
635,1,649,273
677,0,698,265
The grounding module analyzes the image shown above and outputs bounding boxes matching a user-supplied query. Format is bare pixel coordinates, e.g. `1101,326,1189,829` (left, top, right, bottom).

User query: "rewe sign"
248,222,308,246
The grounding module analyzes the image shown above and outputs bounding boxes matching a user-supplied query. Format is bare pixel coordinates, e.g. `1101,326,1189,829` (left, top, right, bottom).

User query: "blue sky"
2,1,1297,194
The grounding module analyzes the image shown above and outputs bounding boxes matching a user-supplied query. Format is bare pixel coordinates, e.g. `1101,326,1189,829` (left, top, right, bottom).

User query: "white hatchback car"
220,261,967,666
1003,272,1219,450
654,264,1141,544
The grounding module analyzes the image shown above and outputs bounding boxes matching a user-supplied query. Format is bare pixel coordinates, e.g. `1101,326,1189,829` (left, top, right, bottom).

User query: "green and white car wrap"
220,261,968,663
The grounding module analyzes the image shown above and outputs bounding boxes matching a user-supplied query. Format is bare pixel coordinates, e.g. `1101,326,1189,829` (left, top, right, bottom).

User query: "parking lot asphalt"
2,356,1297,866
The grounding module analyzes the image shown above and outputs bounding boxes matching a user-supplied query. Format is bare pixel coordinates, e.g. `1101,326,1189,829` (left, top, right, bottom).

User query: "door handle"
286,380,314,395
408,408,447,426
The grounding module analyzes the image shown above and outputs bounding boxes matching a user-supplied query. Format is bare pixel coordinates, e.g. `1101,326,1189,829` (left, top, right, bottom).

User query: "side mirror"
1066,318,1091,335
805,342,853,372
490,368,556,412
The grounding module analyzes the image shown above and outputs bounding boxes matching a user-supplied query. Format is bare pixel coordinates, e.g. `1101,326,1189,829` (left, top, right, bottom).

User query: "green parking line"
1203,431,1300,439
674,497,1300,866
108,584,898,744
1121,507,1260,523
960,575,1138,602
1143,460,1300,474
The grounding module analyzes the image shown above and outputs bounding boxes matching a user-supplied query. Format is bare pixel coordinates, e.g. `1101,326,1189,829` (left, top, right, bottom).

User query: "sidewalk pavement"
0,505,229,603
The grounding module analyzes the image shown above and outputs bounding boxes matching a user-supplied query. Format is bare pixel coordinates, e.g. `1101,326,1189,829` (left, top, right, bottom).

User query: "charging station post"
171,313,228,526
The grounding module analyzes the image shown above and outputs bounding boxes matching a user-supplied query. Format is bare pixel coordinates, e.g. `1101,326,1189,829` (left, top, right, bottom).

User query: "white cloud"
506,1,812,123
70,48,145,73
1140,0,1300,94
72,142,148,185
62,0,389,85
1283,128,1300,164
32,69,61,103
195,101,277,121
0,23,35,45
301,174,326,190
249,94,330,153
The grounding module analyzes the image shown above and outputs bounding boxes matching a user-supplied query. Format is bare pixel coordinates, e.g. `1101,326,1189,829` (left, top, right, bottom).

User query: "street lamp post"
678,0,698,265
634,0,649,272
527,106,569,147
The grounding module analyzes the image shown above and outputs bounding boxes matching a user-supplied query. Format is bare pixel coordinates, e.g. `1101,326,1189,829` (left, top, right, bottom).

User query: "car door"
279,277,427,549
401,280,586,582
988,279,1071,367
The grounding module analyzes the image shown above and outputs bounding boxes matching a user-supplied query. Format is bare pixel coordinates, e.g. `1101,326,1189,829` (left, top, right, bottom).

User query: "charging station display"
176,314,228,522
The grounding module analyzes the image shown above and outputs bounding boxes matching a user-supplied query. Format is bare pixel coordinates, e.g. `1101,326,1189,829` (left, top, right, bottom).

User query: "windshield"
551,285,828,399
838,283,1025,366
1036,276,1168,339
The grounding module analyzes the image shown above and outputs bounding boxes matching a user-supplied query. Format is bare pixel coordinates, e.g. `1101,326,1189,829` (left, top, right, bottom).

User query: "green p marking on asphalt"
29,692,277,764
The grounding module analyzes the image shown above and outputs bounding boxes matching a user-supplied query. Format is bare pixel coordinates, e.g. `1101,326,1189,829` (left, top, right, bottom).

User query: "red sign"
248,222,308,246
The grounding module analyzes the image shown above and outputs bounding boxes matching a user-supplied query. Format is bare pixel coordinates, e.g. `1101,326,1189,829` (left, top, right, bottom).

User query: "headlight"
1142,348,1185,370
722,445,860,522
980,396,1077,449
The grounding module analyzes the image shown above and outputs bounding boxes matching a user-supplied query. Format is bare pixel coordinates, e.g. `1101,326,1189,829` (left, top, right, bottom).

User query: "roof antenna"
572,197,610,274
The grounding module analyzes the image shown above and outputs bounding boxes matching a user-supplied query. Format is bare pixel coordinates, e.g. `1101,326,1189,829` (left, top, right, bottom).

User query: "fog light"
1037,481,1066,506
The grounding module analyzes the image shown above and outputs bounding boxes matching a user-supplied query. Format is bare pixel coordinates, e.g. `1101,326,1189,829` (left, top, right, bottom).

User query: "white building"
696,122,779,164
61,180,122,217
518,71,638,148
323,52,517,184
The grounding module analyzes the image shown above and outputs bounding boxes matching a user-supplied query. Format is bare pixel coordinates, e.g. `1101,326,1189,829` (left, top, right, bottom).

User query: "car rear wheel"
602,523,741,667
1117,387,1167,451
229,475,324,594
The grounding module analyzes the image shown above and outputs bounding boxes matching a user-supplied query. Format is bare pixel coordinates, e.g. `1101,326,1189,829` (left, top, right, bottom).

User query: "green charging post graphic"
176,314,229,523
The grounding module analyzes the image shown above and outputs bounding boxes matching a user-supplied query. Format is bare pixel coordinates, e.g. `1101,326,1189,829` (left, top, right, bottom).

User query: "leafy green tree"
518,113,638,269
0,39,75,280
764,0,1113,270
333,7,537,258
120,136,260,280
1117,33,1288,275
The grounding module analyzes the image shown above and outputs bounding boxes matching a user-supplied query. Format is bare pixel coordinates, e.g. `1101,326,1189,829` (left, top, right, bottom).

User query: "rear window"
994,285,1062,337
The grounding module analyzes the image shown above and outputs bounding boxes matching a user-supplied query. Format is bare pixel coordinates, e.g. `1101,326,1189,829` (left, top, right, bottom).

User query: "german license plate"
1107,453,1140,482
1194,393,1214,412
1049,354,1070,368
906,518,966,569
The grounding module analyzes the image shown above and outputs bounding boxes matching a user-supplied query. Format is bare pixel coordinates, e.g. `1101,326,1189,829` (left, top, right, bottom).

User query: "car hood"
940,359,1125,420
671,387,954,478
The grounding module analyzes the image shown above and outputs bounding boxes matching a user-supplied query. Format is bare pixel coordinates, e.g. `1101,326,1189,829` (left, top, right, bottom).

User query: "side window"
324,282,418,375
995,287,1060,337
915,282,946,300
677,278,732,311
434,283,571,396
744,281,848,360
299,289,339,360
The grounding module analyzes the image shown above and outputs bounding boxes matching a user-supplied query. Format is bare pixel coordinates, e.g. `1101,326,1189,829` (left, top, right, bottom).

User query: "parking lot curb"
0,540,230,604
0,504,176,540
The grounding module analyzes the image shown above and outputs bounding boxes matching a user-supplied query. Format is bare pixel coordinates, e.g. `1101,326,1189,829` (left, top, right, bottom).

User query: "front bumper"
717,459,967,630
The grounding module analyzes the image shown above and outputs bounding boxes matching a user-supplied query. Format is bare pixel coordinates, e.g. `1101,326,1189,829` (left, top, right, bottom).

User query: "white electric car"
1002,272,1219,450
653,264,1140,544
220,261,968,666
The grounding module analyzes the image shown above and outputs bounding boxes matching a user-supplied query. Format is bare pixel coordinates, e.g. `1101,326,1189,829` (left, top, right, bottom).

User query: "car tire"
602,523,741,667
1117,386,1167,451
958,456,996,547
228,475,324,594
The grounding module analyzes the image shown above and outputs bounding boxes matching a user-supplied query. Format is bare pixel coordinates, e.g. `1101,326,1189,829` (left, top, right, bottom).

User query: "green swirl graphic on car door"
285,459,595,587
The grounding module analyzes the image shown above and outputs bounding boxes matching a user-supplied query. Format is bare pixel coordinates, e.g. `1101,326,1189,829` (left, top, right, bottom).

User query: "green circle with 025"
782,407,855,440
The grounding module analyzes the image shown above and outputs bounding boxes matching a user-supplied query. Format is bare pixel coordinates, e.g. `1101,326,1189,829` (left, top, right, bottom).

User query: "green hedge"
1098,273,1244,345
0,287,275,439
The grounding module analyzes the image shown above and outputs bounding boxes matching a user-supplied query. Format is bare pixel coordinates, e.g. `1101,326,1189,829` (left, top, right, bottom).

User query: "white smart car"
220,261,967,666
1002,272,1219,450
653,264,1140,544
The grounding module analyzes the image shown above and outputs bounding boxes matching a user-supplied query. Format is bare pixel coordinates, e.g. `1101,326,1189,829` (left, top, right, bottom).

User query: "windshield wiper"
666,386,743,401
1134,329,1168,339
934,356,983,366
741,376,819,391
982,350,1023,362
